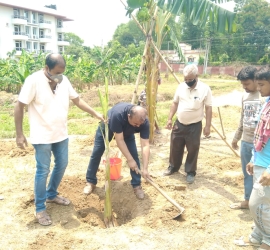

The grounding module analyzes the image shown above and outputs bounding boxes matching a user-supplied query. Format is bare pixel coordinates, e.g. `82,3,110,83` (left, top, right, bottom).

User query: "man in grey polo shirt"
163,64,212,183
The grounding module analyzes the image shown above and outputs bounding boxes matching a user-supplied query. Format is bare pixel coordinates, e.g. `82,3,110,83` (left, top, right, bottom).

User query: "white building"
0,1,73,58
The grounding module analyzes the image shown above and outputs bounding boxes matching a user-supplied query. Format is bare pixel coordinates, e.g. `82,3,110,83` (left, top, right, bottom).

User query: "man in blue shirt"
246,65,270,250
84,103,151,199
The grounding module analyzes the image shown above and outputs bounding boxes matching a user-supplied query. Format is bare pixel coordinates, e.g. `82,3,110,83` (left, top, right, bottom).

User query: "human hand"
259,171,270,186
127,159,139,174
246,162,254,175
232,140,239,150
96,113,105,122
203,126,211,137
16,135,28,150
141,169,151,181
165,119,173,130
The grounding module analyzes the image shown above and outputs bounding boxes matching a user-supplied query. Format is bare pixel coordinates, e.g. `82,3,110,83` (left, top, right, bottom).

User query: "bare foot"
259,243,270,250
230,200,249,209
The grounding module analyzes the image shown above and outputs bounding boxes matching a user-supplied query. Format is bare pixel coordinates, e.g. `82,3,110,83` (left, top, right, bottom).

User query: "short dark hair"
255,65,270,81
237,66,257,81
45,53,66,70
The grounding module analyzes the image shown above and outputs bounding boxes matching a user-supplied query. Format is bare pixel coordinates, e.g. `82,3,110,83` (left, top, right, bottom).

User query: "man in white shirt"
14,53,104,226
163,64,212,184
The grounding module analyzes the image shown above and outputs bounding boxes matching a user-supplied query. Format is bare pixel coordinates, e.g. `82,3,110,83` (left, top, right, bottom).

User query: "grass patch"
0,74,242,138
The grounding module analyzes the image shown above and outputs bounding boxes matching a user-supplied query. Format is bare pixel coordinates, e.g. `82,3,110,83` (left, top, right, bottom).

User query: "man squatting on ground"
230,66,264,210
84,102,151,200
163,64,212,184
14,53,104,226
245,65,270,250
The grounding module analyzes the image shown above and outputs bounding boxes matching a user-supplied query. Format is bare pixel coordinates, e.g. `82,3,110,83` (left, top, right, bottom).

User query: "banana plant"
98,78,116,227
125,0,236,142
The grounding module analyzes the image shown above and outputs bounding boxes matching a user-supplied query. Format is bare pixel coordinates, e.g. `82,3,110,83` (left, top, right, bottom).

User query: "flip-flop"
230,202,249,209
46,195,70,206
35,210,52,226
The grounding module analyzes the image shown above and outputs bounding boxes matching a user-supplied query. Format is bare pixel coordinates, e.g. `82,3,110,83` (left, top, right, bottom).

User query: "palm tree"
125,0,236,142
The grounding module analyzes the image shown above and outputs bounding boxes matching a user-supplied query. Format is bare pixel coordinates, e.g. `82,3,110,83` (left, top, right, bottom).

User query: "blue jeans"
241,141,253,200
32,138,69,213
86,124,141,188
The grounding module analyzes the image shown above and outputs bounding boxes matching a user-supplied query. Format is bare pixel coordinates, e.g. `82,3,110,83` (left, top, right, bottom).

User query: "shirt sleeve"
18,75,36,105
173,85,180,103
204,86,212,106
140,120,150,139
233,94,244,142
109,113,124,134
65,76,79,100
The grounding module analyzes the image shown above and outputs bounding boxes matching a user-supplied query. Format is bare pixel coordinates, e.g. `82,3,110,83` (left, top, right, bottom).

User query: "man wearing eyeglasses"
14,53,104,226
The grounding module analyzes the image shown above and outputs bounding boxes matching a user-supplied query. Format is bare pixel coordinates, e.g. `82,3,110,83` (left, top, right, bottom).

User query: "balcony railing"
39,20,51,24
14,49,53,54
15,47,26,51
12,15,27,19
40,35,52,39
13,31,26,35
57,38,68,41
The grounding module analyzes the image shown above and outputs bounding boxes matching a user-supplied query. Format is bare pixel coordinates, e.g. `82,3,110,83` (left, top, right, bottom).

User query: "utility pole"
203,38,211,74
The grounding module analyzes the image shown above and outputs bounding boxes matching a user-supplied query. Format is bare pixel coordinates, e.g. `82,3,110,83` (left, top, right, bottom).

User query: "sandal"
35,210,52,226
46,195,70,206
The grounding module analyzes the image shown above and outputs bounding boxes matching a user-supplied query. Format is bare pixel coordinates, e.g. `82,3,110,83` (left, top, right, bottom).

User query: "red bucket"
109,157,122,180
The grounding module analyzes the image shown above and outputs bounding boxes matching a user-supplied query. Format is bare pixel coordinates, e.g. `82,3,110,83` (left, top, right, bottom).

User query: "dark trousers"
169,119,202,175
86,123,141,188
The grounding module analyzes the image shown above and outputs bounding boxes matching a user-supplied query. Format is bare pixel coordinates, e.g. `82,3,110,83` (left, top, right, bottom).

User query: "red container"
109,157,122,180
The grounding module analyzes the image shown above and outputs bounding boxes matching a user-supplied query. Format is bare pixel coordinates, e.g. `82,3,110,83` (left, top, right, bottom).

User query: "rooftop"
0,0,73,21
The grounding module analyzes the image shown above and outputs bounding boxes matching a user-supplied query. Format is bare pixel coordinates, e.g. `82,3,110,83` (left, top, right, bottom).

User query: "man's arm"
14,101,28,149
203,105,212,136
232,109,244,150
166,101,178,129
114,132,139,173
72,97,104,121
140,138,150,179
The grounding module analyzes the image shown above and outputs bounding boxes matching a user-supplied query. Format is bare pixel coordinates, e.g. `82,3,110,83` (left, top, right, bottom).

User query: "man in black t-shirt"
84,103,151,199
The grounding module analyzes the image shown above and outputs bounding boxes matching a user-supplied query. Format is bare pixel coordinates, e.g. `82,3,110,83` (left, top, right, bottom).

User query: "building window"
15,41,22,51
26,41,31,51
58,46,64,53
39,29,44,38
188,57,194,62
33,42,38,50
57,19,63,28
38,13,44,23
32,12,37,24
25,26,30,37
32,27,38,39
58,33,63,41
14,25,21,35
40,44,45,52
24,10,29,21
13,8,20,18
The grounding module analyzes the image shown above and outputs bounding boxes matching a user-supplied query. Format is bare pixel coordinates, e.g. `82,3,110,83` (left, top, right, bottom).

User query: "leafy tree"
64,32,84,46
126,0,236,142
64,32,86,59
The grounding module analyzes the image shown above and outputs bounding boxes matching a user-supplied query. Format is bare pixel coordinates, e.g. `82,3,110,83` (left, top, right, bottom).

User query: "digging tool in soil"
138,169,185,219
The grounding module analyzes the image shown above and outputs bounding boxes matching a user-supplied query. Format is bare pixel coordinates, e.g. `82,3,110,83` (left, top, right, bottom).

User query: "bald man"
14,53,104,226
84,102,151,199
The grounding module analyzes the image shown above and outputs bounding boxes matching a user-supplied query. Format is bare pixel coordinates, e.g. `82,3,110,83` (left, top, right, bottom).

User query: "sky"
4,0,130,47
3,0,254,48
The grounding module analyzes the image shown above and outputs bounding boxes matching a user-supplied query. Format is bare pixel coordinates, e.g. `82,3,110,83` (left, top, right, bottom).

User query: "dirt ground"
0,90,258,250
